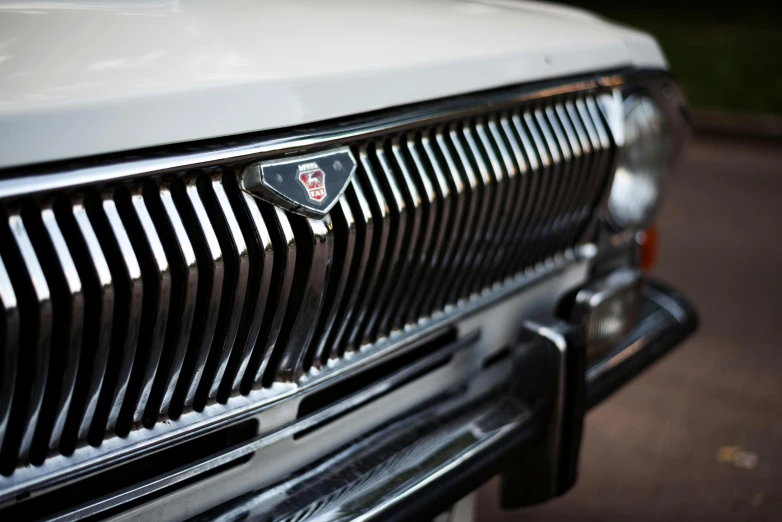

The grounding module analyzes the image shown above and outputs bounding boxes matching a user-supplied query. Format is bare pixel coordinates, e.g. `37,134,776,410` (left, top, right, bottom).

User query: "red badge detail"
298,167,327,202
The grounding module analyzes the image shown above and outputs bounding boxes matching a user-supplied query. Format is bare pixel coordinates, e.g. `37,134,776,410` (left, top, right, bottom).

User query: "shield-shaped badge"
297,164,327,202
241,147,357,218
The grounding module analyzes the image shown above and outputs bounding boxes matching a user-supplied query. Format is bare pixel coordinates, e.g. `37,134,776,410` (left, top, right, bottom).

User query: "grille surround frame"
0,69,659,503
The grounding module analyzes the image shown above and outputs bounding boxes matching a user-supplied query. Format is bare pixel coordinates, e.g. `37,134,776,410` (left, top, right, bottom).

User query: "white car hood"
0,0,666,169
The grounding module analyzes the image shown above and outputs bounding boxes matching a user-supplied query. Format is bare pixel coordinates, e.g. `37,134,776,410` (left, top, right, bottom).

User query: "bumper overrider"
193,278,697,522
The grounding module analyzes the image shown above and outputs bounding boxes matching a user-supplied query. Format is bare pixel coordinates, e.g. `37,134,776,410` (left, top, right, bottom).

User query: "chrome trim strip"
0,72,643,201
282,398,527,522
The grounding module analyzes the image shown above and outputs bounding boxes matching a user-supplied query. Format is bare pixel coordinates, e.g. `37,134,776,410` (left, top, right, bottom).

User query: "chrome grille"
0,87,614,486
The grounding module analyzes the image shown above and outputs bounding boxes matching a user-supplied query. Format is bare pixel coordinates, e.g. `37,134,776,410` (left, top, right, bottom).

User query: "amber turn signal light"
637,225,658,272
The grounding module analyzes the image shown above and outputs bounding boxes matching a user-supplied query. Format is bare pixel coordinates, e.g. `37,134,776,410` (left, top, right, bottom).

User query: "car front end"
0,1,696,520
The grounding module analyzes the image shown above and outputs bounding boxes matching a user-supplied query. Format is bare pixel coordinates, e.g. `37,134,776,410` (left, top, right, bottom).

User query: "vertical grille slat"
531,108,563,264
93,193,144,442
477,118,517,289
0,81,619,477
195,174,249,408
460,123,498,298
145,182,198,421
117,186,171,430
543,105,574,259
575,98,606,237
326,181,373,360
584,96,613,214
28,203,83,458
61,199,114,450
246,206,296,391
430,129,469,312
169,178,224,417
269,216,333,383
1,211,52,467
507,112,540,276
0,254,18,457
221,185,274,399
346,148,390,351
310,198,355,370
364,143,408,342
405,132,449,321
565,99,596,244
387,137,431,333
446,124,481,304
496,114,530,281
519,110,551,270
555,102,587,249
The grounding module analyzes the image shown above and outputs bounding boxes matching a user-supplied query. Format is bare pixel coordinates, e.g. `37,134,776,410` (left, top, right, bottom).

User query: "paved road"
477,138,782,521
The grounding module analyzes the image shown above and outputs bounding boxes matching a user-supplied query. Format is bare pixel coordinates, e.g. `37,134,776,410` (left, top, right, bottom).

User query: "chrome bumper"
192,278,697,521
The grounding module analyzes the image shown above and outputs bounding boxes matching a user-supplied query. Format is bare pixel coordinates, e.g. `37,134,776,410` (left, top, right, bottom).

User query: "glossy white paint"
0,0,666,169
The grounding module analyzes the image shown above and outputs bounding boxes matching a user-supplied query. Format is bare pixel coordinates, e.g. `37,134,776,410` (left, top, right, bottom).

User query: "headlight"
607,95,670,231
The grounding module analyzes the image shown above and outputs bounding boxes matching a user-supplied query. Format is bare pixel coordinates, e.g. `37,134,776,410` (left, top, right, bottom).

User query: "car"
0,1,697,520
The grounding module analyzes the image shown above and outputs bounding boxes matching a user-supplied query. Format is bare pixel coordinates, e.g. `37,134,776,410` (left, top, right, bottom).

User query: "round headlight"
607,95,670,231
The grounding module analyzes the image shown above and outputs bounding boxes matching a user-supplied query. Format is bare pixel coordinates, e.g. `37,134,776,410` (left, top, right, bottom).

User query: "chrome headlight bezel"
598,76,691,233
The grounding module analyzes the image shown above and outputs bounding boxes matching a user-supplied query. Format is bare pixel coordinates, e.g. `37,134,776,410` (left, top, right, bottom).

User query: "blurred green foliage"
567,4,782,115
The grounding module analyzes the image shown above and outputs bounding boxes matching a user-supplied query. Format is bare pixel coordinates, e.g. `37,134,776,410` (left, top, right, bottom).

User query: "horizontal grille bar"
0,87,614,487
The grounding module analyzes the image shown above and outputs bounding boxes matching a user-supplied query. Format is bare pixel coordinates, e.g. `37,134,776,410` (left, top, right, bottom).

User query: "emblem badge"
241,147,357,218
297,163,327,202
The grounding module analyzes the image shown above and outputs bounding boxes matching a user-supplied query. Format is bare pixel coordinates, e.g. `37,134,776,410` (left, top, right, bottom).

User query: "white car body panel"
0,0,666,169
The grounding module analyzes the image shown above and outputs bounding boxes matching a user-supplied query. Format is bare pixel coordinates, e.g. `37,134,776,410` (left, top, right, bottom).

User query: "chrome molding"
0,70,665,199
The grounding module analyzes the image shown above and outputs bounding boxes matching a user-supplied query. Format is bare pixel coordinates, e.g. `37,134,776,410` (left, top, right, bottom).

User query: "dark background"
477,3,782,520
567,1,782,116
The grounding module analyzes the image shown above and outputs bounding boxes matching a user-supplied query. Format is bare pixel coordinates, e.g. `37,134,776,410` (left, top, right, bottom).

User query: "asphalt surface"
477,137,782,521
